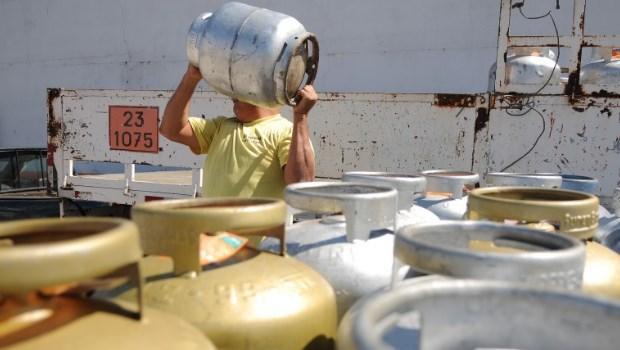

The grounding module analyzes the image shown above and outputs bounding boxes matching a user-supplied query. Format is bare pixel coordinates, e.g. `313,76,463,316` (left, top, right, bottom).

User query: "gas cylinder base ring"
394,221,586,290
278,33,319,106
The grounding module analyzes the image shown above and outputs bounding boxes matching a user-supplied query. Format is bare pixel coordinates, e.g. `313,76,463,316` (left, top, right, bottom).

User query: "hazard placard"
109,106,159,153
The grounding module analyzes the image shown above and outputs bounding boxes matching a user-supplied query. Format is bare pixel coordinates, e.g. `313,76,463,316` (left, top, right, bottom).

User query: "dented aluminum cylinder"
186,2,319,107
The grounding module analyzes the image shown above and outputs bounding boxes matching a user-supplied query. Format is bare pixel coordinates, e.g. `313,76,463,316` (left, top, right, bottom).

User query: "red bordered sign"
109,106,159,153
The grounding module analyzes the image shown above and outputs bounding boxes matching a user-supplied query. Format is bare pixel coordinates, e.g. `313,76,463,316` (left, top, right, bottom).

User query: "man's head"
233,99,281,123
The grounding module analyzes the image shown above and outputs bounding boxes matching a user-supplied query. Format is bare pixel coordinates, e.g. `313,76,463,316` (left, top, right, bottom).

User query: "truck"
43,0,620,214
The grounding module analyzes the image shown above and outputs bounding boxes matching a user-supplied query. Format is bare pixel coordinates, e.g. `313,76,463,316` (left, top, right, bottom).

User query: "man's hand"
293,85,317,115
185,64,203,84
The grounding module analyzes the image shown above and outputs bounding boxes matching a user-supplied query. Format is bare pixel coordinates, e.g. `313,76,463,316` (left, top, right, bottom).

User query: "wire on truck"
501,0,560,172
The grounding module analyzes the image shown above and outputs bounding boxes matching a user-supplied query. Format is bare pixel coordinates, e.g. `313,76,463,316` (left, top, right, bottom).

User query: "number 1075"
112,131,154,148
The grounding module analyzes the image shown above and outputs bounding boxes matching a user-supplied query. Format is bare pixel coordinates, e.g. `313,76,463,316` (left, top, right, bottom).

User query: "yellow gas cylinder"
0,218,215,350
112,198,338,350
466,186,620,300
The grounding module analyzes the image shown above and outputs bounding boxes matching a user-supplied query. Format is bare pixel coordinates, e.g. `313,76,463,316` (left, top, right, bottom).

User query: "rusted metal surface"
474,107,490,135
433,94,478,108
47,89,62,138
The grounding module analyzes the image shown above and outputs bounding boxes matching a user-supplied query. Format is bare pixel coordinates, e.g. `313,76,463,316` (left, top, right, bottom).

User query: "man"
159,64,316,199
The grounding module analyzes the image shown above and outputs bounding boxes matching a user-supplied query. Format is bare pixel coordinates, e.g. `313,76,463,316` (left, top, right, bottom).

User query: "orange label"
109,106,159,153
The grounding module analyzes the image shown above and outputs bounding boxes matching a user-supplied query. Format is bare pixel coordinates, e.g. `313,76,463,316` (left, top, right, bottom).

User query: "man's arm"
159,64,202,154
284,85,317,184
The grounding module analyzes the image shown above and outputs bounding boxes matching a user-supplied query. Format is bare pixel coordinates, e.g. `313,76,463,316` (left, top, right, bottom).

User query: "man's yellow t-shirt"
188,115,294,199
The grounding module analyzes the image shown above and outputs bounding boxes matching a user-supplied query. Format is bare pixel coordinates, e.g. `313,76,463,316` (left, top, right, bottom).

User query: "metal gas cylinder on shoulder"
0,218,214,350
105,197,337,350
413,170,479,220
341,171,440,226
261,182,399,319
466,186,620,300
337,278,620,350
186,1,319,107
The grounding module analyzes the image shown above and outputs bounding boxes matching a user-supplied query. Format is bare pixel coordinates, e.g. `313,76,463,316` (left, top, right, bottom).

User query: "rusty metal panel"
50,88,619,205
48,89,230,204
486,95,620,196
56,89,212,168
308,93,484,178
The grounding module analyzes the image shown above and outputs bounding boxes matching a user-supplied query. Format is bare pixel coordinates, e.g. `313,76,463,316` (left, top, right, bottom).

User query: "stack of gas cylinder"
4,170,619,349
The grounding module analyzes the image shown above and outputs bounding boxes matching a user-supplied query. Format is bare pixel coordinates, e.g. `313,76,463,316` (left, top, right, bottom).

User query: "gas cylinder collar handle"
131,198,288,275
422,170,479,199
285,182,399,242
393,221,586,290
0,218,144,319
466,187,600,240
342,171,427,211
